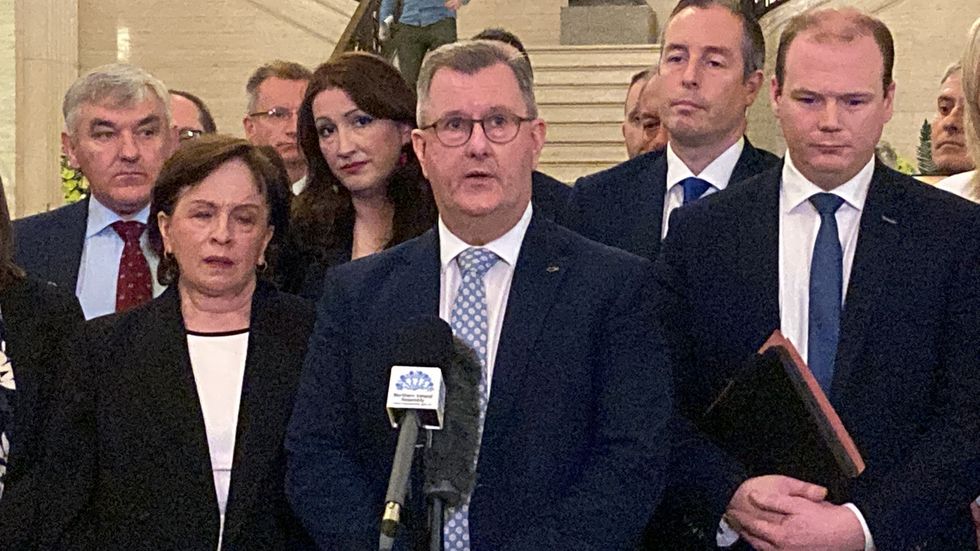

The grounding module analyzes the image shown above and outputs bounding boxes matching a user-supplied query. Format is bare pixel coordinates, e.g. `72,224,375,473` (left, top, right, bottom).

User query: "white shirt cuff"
716,517,740,547
843,502,876,551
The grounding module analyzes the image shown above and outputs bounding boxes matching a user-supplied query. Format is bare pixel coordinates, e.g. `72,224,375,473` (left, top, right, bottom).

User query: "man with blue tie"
563,0,778,261
285,40,672,549
13,64,175,319
656,7,980,549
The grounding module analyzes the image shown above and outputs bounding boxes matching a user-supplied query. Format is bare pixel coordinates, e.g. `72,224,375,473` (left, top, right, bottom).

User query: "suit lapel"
395,229,442,320
831,166,904,402
52,199,88,290
643,154,669,257
735,170,782,335
480,218,570,457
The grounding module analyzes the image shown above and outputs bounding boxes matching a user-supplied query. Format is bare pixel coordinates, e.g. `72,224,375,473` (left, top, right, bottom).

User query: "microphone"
423,337,482,507
380,317,452,550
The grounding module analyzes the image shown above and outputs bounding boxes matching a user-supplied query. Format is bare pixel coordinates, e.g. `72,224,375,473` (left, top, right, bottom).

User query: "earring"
256,260,268,273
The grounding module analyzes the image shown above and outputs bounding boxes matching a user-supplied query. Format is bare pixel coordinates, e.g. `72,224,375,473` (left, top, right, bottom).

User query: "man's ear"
411,129,429,179
61,132,79,168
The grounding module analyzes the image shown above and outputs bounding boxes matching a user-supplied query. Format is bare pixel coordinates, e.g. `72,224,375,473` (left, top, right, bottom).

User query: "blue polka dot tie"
444,247,499,550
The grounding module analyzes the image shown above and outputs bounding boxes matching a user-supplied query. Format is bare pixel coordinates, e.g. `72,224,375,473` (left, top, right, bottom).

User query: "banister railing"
331,0,383,59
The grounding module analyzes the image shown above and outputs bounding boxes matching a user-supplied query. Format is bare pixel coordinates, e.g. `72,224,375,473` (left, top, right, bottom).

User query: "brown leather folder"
700,331,865,495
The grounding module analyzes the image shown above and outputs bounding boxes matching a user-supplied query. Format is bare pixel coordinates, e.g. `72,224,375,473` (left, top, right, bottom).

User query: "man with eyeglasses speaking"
242,60,313,195
285,40,673,550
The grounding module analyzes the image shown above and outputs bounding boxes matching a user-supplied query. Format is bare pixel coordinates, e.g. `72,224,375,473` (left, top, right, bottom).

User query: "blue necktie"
445,247,499,551
681,177,712,204
808,193,845,395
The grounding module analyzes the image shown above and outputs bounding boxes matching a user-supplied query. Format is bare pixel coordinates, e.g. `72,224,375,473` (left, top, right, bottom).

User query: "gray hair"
245,60,313,113
63,63,170,135
416,40,538,127
941,62,962,85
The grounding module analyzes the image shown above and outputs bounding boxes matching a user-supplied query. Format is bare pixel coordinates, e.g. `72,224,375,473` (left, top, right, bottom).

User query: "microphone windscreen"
423,337,482,506
394,316,453,368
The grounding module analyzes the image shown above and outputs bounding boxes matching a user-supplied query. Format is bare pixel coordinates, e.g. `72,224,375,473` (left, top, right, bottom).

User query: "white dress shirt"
662,137,745,238
75,197,164,320
437,203,532,397
935,170,977,203
719,152,876,550
187,329,250,550
779,151,875,551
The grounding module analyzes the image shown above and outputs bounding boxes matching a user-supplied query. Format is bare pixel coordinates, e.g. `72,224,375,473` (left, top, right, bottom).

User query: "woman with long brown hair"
291,52,436,298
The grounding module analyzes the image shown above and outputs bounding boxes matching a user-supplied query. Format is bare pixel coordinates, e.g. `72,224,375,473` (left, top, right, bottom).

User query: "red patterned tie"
111,220,152,312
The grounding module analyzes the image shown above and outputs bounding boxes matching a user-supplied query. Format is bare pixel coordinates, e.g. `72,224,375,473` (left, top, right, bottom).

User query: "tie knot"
809,193,845,216
456,247,499,279
111,220,146,244
681,177,712,204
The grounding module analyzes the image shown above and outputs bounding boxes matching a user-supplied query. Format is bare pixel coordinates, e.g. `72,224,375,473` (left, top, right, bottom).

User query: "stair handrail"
331,0,383,59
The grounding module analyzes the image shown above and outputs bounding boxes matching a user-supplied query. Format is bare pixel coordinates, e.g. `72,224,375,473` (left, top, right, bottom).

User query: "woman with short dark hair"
33,135,313,549
291,52,436,298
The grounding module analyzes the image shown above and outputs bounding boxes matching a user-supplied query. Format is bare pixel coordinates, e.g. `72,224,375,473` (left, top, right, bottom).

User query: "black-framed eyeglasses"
177,128,204,141
247,106,300,122
421,112,534,147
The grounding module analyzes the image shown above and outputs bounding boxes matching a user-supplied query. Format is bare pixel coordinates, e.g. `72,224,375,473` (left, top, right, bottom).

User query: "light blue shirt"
379,0,469,26
75,197,164,320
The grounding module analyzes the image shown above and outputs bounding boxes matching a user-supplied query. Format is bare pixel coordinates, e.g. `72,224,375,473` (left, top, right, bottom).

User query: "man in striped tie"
286,39,673,550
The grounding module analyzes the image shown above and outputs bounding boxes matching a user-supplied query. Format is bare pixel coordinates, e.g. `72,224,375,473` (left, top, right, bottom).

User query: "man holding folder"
655,7,980,550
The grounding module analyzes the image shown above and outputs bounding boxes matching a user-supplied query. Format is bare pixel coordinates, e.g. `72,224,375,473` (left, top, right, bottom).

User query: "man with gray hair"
930,62,974,176
286,39,672,549
13,63,176,319
242,60,312,194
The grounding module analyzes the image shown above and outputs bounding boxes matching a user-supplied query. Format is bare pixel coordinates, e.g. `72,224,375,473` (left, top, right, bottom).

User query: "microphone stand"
379,410,420,551
428,495,443,551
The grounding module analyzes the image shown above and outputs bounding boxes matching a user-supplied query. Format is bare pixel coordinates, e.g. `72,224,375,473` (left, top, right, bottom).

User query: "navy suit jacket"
12,199,88,291
563,141,778,261
286,215,673,550
531,170,571,223
33,283,315,550
655,162,980,549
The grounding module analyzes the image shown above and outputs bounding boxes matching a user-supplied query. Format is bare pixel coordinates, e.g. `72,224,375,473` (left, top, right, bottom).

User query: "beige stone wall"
747,0,980,165
77,0,354,140
457,0,568,45
0,0,14,212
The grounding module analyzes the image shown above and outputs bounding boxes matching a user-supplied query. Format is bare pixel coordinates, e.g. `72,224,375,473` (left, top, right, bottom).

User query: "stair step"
533,66,652,86
527,44,661,68
537,162,619,183
536,84,635,105
540,142,627,163
538,103,627,124
545,122,626,143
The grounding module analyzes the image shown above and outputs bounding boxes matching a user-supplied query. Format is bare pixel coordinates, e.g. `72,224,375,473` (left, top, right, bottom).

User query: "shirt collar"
86,196,151,238
781,150,874,214
665,137,745,191
439,202,533,272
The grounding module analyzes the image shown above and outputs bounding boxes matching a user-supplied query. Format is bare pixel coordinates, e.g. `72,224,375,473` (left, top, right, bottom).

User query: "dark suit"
563,141,778,261
34,282,314,550
12,199,88,291
654,162,980,549
531,170,571,222
0,278,82,548
286,216,673,550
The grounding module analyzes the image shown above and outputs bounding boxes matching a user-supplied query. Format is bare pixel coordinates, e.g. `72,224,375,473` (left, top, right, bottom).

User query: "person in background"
623,69,653,158
169,89,217,144
30,136,314,549
379,0,471,88
0,175,83,550
938,17,980,202
563,0,778,263
243,60,313,195
13,63,176,320
637,72,670,156
930,63,975,177
291,52,436,299
472,28,572,221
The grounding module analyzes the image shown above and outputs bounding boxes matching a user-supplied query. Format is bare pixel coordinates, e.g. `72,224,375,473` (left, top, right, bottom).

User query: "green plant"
916,119,937,175
60,154,88,203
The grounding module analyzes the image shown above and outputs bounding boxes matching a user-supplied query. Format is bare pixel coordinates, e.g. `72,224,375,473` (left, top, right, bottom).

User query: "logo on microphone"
396,370,435,392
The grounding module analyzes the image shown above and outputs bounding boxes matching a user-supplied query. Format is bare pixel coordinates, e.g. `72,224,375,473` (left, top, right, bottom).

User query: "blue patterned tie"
445,247,499,550
681,177,712,204
808,193,845,395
